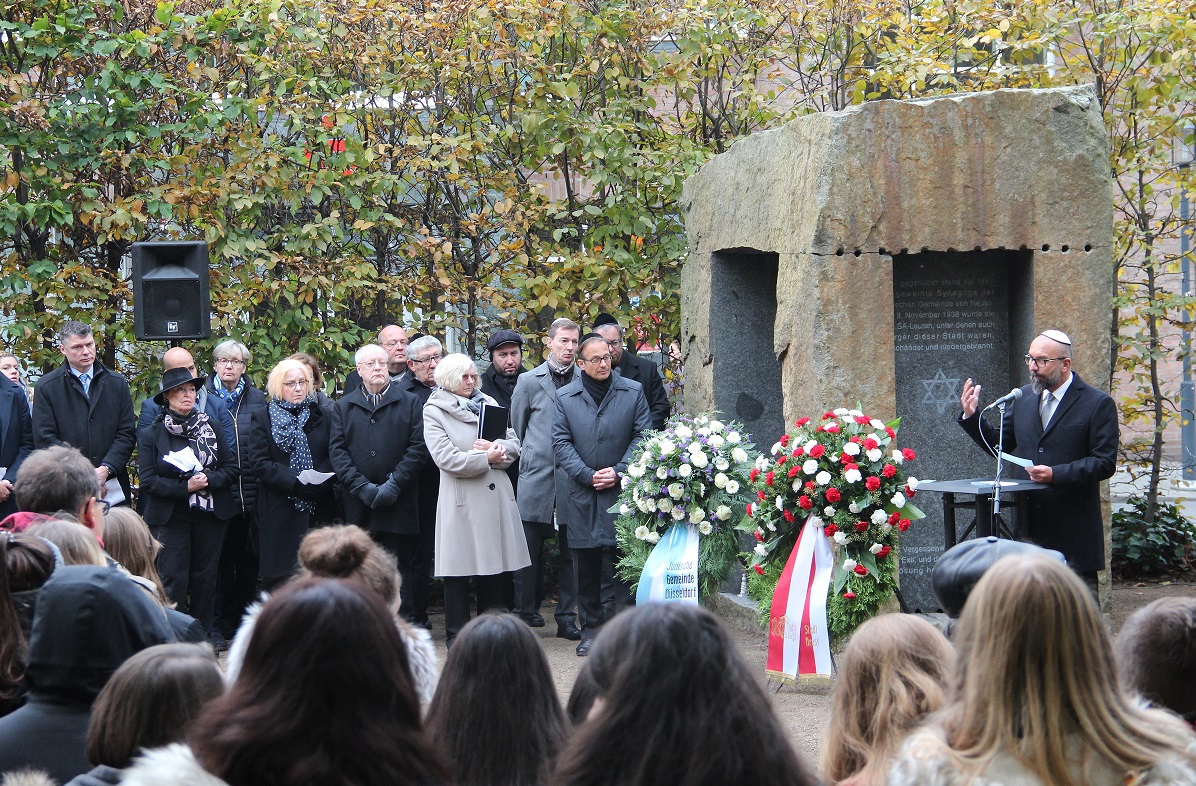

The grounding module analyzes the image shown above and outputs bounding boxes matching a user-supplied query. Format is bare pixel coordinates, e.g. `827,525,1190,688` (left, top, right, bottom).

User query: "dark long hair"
190,579,448,786
0,533,55,706
551,604,820,786
426,613,567,786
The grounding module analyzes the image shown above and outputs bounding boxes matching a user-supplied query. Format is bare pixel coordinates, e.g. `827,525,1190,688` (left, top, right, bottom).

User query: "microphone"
983,387,1023,410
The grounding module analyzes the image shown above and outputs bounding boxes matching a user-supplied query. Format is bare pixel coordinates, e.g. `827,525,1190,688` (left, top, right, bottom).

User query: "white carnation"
754,455,769,470
696,427,711,436
792,480,802,492
710,420,724,432
716,505,732,521
848,501,861,514
691,451,709,468
871,419,886,429
869,543,883,555
677,463,692,478
815,471,832,486
656,466,668,479
621,477,629,490
646,531,660,544
754,543,768,557
833,531,849,544
891,449,904,464
804,440,820,453
634,525,651,540
871,509,888,525
776,496,785,511
844,442,861,456
824,506,837,517
891,492,906,508
842,558,858,571
845,468,862,484
906,476,920,490
714,472,728,489
849,409,863,417
698,521,713,535
659,439,675,457
771,442,783,456
628,463,645,478
866,448,883,462
765,520,777,532
727,431,741,444
833,408,849,416
714,457,729,471
725,480,740,495
689,507,705,524
803,459,818,475
674,425,693,439
619,503,631,515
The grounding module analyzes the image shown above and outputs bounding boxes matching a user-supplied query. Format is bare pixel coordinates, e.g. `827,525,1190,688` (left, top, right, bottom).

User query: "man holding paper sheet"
957,330,1118,585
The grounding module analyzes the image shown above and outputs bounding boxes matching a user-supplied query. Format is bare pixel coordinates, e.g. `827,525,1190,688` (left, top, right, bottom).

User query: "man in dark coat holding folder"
958,329,1117,591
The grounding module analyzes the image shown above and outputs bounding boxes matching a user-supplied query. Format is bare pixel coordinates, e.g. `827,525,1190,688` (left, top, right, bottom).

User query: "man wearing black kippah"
553,333,651,655
592,313,670,430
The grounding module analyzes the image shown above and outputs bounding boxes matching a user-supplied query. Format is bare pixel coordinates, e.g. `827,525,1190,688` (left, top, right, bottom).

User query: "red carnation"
783,510,796,522
776,455,787,466
844,462,859,472
765,471,775,486
754,530,764,541
798,495,813,510
898,518,912,532
865,476,881,491
853,564,868,576
842,591,856,599
877,545,891,558
905,484,917,497
863,437,879,451
849,436,861,443
888,511,901,524
746,503,754,516
882,464,897,478
754,564,765,575
749,468,759,482
792,447,804,457
855,415,870,425
804,481,816,491
822,411,835,420
902,448,916,461
825,488,841,503
780,434,790,447
855,521,868,533
824,523,838,536
758,490,767,501
787,466,800,478
885,426,896,438
824,423,840,434
796,417,810,426
809,444,825,458
840,453,852,464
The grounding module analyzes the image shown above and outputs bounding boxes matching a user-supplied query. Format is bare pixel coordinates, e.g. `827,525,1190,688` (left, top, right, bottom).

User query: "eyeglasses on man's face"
581,354,612,366
215,357,246,367
94,498,111,515
1024,355,1066,367
360,359,388,369
411,354,443,365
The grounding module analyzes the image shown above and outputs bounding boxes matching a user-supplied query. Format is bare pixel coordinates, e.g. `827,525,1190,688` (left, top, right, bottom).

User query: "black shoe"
576,637,594,656
556,622,582,641
520,612,545,628
208,631,229,654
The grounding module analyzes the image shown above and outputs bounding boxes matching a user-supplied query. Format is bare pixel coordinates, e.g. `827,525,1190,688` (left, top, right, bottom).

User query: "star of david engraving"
921,369,961,414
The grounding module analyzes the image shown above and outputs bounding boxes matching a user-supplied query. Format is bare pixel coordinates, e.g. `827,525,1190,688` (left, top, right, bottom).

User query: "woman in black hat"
137,366,238,638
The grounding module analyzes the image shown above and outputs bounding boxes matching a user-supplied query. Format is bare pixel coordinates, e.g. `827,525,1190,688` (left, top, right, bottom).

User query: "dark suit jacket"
482,363,526,492
616,350,669,430
329,385,428,535
137,417,239,526
958,372,1117,572
32,363,136,499
0,376,34,519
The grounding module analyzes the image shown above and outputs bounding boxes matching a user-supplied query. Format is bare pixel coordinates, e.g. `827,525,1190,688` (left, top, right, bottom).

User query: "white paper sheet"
0,467,6,482
298,469,336,485
164,447,204,473
103,477,126,506
999,451,1033,468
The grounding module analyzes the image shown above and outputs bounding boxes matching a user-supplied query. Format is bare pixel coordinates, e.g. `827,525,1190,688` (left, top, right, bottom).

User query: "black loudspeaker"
132,241,211,340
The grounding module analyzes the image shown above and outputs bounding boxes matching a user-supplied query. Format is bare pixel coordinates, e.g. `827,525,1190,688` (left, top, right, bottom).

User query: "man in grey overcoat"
553,333,651,655
510,317,583,640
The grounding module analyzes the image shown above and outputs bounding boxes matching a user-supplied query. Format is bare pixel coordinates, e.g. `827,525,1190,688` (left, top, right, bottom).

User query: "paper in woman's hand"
297,469,336,485
164,447,204,473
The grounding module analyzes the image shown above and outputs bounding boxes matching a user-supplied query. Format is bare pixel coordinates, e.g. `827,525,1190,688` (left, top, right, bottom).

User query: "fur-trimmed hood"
121,744,227,786
224,594,440,711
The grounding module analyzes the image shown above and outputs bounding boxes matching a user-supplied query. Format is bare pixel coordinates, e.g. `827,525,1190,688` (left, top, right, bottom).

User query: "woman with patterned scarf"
138,367,238,638
247,358,340,591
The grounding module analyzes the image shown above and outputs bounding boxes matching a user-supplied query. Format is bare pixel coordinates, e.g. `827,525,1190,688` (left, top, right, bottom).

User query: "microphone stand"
992,401,1006,520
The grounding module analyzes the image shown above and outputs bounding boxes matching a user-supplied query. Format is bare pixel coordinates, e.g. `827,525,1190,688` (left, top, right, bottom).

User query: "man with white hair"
958,329,1118,589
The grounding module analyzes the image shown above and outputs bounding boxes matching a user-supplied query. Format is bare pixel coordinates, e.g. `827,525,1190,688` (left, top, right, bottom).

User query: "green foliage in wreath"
617,522,742,599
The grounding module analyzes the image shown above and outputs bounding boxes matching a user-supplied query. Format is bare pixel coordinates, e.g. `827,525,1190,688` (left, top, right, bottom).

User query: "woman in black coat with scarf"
248,358,339,589
138,367,238,637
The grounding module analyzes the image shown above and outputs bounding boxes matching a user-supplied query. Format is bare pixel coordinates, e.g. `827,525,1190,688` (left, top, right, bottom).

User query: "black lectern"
916,478,1049,549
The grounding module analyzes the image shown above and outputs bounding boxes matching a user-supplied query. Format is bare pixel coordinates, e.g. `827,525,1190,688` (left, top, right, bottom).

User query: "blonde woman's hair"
102,507,171,607
935,554,1196,786
297,524,401,610
25,519,107,567
265,358,313,401
820,613,954,786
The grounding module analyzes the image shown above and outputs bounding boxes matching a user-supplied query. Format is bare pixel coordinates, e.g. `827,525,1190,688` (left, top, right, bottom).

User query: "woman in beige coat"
424,353,530,647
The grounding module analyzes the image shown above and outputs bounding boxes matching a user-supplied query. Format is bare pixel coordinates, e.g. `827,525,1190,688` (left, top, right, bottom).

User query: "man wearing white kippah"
958,329,1118,592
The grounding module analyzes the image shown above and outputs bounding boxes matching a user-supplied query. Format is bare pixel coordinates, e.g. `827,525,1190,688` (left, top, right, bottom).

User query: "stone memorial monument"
681,86,1114,610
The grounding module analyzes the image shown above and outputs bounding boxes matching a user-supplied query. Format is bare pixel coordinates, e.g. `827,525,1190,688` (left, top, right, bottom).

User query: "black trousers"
155,507,229,635
443,574,508,646
215,511,258,635
575,546,632,637
514,520,578,626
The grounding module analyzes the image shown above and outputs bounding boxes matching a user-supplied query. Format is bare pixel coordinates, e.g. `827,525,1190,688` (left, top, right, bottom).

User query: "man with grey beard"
957,329,1117,591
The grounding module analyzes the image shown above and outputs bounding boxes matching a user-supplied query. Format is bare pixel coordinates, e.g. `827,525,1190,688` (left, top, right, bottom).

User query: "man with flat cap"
592,313,670,430
958,329,1118,590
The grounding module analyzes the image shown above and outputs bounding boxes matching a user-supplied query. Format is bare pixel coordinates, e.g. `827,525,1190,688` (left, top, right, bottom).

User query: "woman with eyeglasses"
139,367,238,639
247,358,340,590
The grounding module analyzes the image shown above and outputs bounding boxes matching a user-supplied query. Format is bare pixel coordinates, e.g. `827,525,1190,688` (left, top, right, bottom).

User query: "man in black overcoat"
592,313,669,430
958,329,1118,589
0,374,33,520
31,321,136,504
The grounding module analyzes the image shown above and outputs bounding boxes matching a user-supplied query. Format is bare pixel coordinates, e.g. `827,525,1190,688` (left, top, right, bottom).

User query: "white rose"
657,499,673,512
646,531,660,544
714,457,729,471
698,521,713,535
891,492,906,508
628,463,645,478
833,531,849,544
776,496,785,511
871,419,886,429
619,503,631,515
678,463,692,478
881,522,893,534
638,498,654,513
716,505,732,521
727,431,741,444
688,441,703,454
845,468,862,483
803,459,818,475
668,483,685,499
848,501,861,514
844,442,861,456
804,440,820,453
842,558,858,571
754,543,768,557
697,427,711,436
866,448,883,462
891,449,904,464
871,509,888,525
710,420,724,432
906,477,920,490
869,543,883,554
725,480,740,495
691,451,709,468
714,472,728,489
815,471,832,486
771,442,783,456
656,466,668,479
689,507,705,524
674,425,693,439
634,525,651,540
709,434,725,449
733,448,749,464
671,506,686,520
659,439,675,457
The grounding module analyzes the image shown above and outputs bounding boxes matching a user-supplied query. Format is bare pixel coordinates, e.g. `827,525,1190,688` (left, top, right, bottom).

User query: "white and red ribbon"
766,520,834,682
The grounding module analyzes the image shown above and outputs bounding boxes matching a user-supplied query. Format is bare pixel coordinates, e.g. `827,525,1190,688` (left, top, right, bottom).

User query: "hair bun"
298,525,373,578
